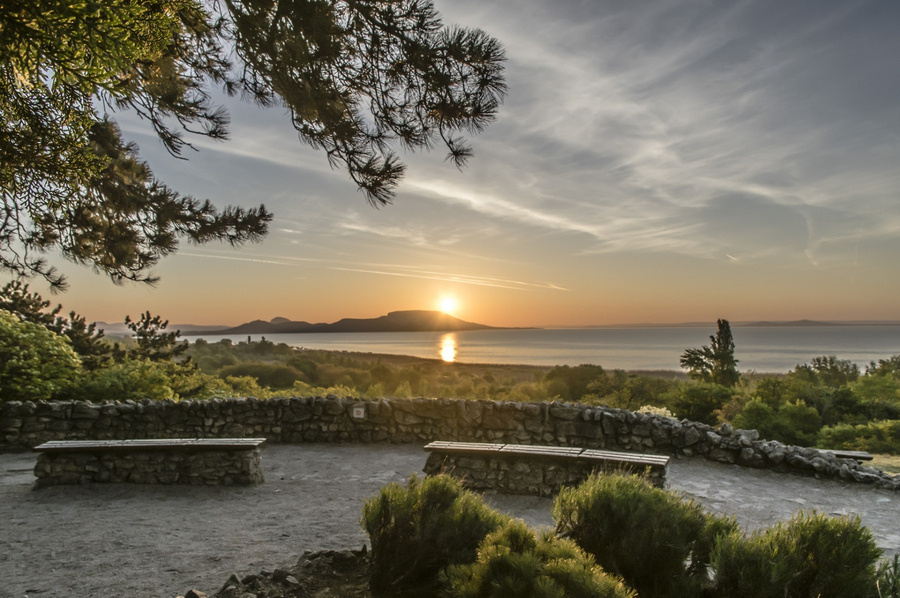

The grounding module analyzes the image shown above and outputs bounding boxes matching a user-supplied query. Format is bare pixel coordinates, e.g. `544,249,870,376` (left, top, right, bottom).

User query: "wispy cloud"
331,265,568,291
179,252,301,267
425,0,900,265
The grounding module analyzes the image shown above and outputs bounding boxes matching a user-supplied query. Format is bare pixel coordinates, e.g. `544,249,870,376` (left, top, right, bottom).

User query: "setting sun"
440,297,457,314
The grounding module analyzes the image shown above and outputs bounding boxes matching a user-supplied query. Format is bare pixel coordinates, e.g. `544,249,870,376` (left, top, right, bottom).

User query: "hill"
184,310,501,336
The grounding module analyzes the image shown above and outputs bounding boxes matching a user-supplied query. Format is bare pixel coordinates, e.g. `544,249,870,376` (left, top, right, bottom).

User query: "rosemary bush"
362,474,509,598
711,510,882,598
553,473,737,598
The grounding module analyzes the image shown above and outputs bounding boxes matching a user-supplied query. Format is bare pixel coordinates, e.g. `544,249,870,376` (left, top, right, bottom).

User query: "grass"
871,454,900,475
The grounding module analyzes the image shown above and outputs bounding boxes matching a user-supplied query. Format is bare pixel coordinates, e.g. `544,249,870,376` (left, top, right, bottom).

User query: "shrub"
0,309,81,401
733,399,822,446
218,362,305,388
775,400,822,446
361,474,510,598
711,510,882,598
670,383,732,425
876,554,900,598
552,473,736,598
732,398,778,438
443,519,636,598
818,420,900,454
545,364,607,402
63,359,226,402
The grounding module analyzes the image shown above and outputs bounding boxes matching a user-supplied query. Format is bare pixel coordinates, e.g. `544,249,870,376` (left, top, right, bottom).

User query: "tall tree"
1,0,505,288
680,319,741,387
124,311,189,363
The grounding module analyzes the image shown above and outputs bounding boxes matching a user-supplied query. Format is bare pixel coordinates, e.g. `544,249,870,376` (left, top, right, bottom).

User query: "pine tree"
1,0,505,288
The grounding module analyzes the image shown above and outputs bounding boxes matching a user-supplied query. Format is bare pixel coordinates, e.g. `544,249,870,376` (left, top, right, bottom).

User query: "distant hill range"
183,310,502,336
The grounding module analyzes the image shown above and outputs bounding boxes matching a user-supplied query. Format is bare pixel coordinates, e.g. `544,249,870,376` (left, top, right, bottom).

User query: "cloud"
331,265,568,292
420,0,900,266
178,252,301,268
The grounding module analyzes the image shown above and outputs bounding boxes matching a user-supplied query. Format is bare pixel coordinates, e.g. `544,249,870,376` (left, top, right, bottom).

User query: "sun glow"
440,297,457,314
440,333,457,362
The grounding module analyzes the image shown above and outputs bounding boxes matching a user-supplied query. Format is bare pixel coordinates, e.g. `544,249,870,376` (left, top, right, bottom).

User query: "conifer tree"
1,0,505,288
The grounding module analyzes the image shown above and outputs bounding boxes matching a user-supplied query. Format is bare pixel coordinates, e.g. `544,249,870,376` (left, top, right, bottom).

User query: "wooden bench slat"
579,449,669,467
424,441,503,454
499,446,584,458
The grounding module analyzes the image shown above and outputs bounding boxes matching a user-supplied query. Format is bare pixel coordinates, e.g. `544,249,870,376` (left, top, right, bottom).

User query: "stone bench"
423,440,669,497
32,438,266,488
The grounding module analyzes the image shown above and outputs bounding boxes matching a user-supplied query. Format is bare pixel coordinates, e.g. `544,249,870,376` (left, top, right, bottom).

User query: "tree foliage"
1,0,270,288
1,0,505,288
680,319,741,387
794,355,860,387
225,0,506,205
123,311,188,362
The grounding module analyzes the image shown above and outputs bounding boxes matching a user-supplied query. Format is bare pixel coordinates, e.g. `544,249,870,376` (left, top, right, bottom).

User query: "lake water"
191,326,900,373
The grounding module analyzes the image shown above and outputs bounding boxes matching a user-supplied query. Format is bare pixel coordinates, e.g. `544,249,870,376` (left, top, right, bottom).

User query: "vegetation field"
3,281,900,458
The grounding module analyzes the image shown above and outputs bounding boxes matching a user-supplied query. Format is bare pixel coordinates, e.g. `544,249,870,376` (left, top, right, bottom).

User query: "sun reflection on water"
440,333,457,363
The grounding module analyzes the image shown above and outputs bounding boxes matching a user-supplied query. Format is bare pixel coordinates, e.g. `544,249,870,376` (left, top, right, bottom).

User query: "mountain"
184,310,501,336
740,319,838,327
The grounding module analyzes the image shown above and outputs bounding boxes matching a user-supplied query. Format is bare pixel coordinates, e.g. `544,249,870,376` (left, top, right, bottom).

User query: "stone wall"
34,447,264,488
2,396,897,490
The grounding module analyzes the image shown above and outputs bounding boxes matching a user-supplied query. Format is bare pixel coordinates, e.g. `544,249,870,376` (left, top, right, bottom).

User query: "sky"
11,0,900,328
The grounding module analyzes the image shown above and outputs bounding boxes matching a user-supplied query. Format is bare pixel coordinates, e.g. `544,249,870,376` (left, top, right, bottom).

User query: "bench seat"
424,441,668,497
33,438,266,488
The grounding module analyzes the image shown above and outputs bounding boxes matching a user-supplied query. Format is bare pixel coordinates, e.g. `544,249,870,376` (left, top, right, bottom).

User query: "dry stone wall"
2,396,898,490
34,447,264,488
422,450,667,497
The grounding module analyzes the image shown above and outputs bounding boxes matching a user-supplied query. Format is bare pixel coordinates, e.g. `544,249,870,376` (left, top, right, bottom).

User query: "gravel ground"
1,444,898,598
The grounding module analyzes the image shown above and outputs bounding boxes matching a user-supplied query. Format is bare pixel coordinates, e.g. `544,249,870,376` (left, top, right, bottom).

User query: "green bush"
0,309,82,401
775,400,822,446
712,510,881,598
818,420,900,454
443,519,636,598
218,362,305,388
670,383,732,425
63,358,227,402
733,399,822,446
552,473,736,598
545,364,607,402
361,474,510,598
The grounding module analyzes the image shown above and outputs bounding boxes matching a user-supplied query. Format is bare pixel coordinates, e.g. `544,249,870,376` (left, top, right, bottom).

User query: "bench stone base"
423,442,667,497
33,440,265,488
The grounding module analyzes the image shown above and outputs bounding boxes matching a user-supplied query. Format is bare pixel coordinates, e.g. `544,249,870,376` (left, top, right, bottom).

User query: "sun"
439,297,457,314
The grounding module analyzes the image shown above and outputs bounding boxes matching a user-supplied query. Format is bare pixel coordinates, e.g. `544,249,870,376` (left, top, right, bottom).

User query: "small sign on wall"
351,405,366,419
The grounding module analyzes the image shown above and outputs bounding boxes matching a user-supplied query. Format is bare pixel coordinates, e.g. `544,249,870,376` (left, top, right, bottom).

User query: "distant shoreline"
551,320,900,329
96,319,900,336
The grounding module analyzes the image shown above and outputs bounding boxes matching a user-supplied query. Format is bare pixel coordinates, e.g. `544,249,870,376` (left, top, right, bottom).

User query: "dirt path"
1,445,897,598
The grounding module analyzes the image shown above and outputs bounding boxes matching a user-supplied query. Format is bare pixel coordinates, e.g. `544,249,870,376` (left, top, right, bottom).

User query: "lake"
191,326,900,373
